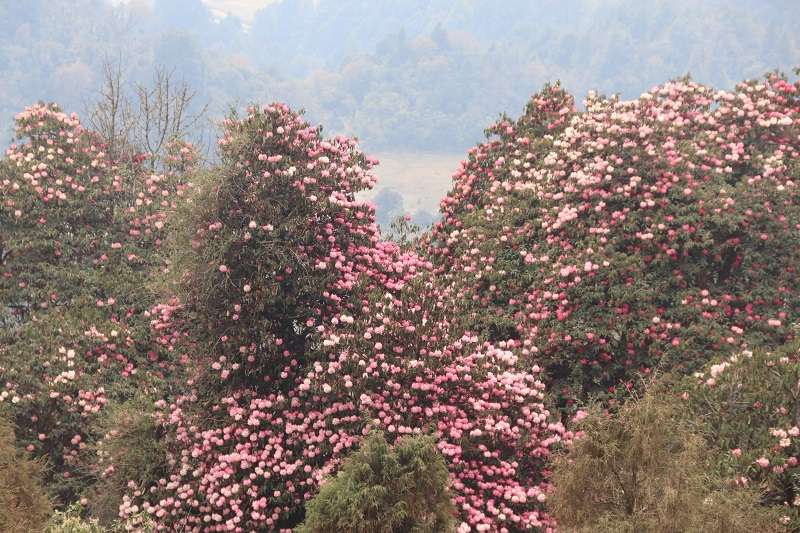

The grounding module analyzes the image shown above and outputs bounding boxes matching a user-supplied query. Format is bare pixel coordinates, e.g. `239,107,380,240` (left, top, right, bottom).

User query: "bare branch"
87,59,208,171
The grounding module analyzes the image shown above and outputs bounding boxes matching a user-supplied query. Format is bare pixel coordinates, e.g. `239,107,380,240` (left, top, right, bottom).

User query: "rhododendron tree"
131,298,567,531
1,103,125,312
0,103,192,506
428,72,800,406
165,103,380,386
4,68,800,532
124,104,568,532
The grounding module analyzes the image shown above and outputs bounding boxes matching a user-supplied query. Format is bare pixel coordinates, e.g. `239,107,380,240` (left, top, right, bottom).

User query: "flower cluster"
5,69,800,531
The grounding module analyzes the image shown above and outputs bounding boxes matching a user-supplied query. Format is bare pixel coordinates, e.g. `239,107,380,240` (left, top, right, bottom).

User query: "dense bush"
549,393,782,532
428,72,800,406
298,431,454,533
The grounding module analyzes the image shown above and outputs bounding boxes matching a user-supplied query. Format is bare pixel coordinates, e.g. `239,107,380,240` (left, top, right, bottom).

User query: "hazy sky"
202,0,273,20
114,0,275,20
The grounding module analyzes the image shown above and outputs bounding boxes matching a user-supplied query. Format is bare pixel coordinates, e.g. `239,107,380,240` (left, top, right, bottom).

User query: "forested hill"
1,0,799,152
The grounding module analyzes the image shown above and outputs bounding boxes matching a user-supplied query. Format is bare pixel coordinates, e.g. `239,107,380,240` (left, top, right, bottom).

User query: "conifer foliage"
297,431,455,533
549,394,782,532
0,415,52,533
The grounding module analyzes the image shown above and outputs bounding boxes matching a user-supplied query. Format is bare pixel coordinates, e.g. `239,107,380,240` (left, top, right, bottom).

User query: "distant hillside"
2,0,799,152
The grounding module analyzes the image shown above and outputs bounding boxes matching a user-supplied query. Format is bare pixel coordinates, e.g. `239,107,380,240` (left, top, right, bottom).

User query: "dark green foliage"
298,432,455,533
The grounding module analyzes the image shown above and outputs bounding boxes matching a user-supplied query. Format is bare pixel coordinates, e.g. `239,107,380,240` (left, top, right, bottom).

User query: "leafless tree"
87,58,208,170
87,56,133,161
132,66,208,170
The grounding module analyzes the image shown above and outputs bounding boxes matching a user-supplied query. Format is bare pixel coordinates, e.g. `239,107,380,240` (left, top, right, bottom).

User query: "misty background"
1,0,798,226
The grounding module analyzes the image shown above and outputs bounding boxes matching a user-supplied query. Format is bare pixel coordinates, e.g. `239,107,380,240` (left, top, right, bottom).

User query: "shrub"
680,338,800,528
297,431,455,533
0,414,52,533
549,392,783,532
